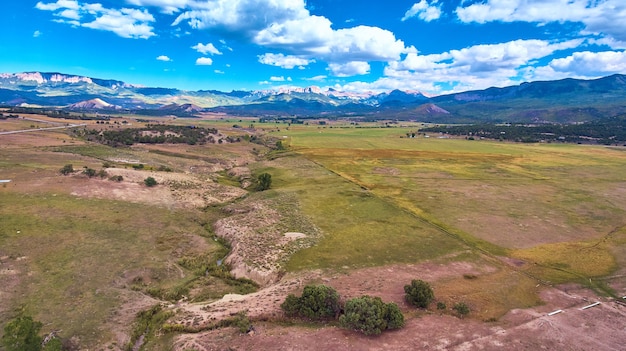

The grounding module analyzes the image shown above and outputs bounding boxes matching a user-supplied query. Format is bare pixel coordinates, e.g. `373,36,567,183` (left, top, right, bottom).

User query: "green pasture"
272,126,626,293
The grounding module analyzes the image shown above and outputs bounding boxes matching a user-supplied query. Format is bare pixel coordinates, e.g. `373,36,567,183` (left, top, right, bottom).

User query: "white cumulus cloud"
192,42,222,55
328,61,370,77
258,53,314,69
36,1,156,39
346,38,586,94
402,1,442,22
456,0,626,43
35,0,79,11
126,0,190,14
170,0,411,75
157,55,172,61
548,50,626,76
270,76,292,82
196,57,213,65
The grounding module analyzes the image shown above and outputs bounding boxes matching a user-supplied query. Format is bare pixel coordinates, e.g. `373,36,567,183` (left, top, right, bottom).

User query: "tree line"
420,115,626,145
78,125,222,146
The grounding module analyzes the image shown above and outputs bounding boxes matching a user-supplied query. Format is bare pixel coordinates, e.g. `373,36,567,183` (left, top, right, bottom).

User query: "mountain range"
2,71,626,123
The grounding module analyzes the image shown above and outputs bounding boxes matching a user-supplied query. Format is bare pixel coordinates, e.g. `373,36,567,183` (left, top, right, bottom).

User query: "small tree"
256,172,272,191
1,315,43,351
383,301,405,330
453,302,470,318
82,167,96,178
144,177,157,187
59,164,74,175
339,296,404,335
404,279,434,308
281,284,341,320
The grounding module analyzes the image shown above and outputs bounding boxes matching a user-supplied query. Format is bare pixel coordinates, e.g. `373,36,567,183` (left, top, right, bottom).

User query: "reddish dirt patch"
174,283,626,351
172,261,626,351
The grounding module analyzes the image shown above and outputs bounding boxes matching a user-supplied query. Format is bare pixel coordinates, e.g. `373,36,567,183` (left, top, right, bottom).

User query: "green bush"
404,279,434,308
280,294,301,317
144,177,157,187
1,315,43,351
256,172,272,191
339,296,404,335
82,167,96,178
453,302,470,318
383,301,405,330
436,301,447,310
59,164,74,175
281,285,341,320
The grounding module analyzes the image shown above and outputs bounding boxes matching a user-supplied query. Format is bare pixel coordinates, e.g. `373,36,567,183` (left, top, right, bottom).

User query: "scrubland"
1,116,625,350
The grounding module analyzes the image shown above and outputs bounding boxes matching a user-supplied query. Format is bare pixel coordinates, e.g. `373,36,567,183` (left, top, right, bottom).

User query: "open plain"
1,115,625,350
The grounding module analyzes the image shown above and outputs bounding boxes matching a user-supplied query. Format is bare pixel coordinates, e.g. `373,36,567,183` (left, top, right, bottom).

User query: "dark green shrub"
339,296,404,335
280,284,341,320
82,167,96,178
280,294,301,317
436,301,447,310
404,279,434,308
256,172,272,191
59,164,74,175
1,315,43,351
453,302,470,317
383,301,405,330
144,177,157,187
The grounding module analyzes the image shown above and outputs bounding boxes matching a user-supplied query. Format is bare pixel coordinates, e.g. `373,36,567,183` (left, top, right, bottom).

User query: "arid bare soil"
173,263,626,351
70,167,246,209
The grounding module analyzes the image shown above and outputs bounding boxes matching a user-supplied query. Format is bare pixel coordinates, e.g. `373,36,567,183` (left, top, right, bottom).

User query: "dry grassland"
1,119,625,351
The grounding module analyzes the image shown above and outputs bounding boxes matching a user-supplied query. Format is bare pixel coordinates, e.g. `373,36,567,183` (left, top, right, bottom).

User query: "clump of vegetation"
127,305,173,351
453,302,470,318
109,175,123,182
59,164,74,175
339,296,404,336
96,169,108,178
420,116,626,145
82,167,96,178
281,284,341,320
229,311,252,334
436,301,447,310
1,315,42,351
80,125,220,146
404,279,434,308
144,177,157,187
256,172,272,191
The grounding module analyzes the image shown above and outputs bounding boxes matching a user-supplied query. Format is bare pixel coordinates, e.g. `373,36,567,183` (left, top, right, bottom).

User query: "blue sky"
2,0,626,94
